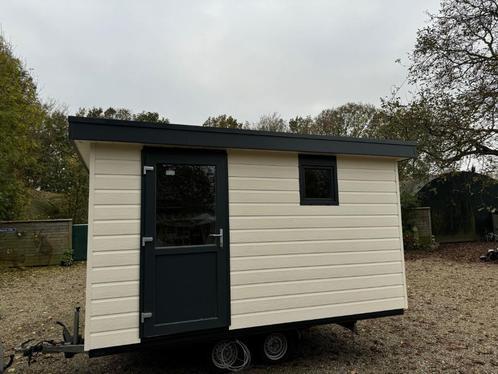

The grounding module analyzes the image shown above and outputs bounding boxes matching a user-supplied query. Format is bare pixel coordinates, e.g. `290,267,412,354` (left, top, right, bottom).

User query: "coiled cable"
211,339,251,372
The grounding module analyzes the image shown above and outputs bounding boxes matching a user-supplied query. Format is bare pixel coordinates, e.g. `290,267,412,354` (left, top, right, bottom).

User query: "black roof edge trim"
68,116,417,158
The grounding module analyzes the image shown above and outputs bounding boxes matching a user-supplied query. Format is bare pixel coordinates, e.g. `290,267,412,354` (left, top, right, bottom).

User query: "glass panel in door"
155,163,216,247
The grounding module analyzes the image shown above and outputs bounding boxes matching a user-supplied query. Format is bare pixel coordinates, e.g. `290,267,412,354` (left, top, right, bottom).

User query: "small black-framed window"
298,154,339,205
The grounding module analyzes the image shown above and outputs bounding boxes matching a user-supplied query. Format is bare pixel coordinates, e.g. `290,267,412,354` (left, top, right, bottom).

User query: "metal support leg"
72,307,80,345
1,342,4,374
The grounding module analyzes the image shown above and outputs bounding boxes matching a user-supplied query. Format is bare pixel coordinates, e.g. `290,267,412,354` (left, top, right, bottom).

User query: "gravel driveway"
1,242,497,373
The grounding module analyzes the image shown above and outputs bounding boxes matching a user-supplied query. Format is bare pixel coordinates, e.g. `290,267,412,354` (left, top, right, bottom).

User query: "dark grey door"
141,148,230,338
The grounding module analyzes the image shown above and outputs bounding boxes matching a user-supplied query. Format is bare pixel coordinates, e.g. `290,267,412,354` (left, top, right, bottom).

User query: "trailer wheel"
260,332,289,363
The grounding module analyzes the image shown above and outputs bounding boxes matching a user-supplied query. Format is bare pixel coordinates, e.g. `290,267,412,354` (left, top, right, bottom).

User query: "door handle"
209,229,223,248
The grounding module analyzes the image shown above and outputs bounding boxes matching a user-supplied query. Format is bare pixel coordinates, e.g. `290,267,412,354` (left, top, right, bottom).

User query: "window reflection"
156,164,216,246
304,167,332,198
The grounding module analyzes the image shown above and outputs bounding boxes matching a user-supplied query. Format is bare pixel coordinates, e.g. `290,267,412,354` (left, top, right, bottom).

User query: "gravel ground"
1,242,497,373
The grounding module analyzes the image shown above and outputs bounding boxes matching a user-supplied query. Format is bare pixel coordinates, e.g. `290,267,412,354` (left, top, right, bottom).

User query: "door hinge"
142,236,153,247
143,165,154,174
141,312,152,323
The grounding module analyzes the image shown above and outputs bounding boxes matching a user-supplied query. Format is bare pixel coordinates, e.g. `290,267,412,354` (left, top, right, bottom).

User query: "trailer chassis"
0,307,84,373
1,307,403,373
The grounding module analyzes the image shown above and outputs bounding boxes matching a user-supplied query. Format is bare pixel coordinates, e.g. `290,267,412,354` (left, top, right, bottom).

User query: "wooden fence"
0,219,72,267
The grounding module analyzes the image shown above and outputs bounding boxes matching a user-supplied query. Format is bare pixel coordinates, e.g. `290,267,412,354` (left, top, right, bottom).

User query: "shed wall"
84,144,407,350
84,143,142,350
227,150,407,330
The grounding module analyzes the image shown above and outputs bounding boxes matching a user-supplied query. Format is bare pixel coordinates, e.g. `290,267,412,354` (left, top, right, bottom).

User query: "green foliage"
19,107,89,223
60,249,74,266
20,189,65,220
26,106,73,192
0,176,27,220
418,171,498,240
134,111,169,124
288,103,384,138
21,106,169,223
76,107,169,124
401,193,434,251
403,233,427,251
376,99,434,181
63,106,168,222
62,153,89,223
200,103,429,181
399,191,425,250
0,35,45,220
400,191,420,211
291,103,397,140
0,44,169,224
203,114,246,129
289,115,314,134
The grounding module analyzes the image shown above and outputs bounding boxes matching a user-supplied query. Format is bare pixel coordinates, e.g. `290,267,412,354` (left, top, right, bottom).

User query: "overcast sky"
1,0,440,124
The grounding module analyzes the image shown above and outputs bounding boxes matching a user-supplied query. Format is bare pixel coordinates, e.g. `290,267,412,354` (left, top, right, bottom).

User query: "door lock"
209,229,223,248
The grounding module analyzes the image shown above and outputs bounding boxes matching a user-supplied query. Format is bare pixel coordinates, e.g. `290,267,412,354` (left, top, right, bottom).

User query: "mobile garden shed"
68,116,416,363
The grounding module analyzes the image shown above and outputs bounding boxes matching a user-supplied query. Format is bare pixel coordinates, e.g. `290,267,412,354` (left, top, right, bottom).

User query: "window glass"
299,155,338,205
156,164,216,246
304,167,332,198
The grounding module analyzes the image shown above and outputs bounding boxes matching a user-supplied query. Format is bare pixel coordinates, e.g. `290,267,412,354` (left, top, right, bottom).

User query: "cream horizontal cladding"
231,262,404,285
231,227,399,243
232,273,404,300
231,285,405,315
85,142,142,350
230,204,399,216
231,250,402,271
230,238,402,257
227,149,407,330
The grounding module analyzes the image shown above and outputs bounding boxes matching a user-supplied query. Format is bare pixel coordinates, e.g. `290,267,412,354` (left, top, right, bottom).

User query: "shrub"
60,249,74,266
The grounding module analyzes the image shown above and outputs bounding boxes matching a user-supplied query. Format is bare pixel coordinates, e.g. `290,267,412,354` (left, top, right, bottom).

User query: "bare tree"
313,103,380,138
255,113,288,132
409,0,498,163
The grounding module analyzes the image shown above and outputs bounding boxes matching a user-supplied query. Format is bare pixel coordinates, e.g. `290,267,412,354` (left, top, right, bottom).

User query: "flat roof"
68,116,417,158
